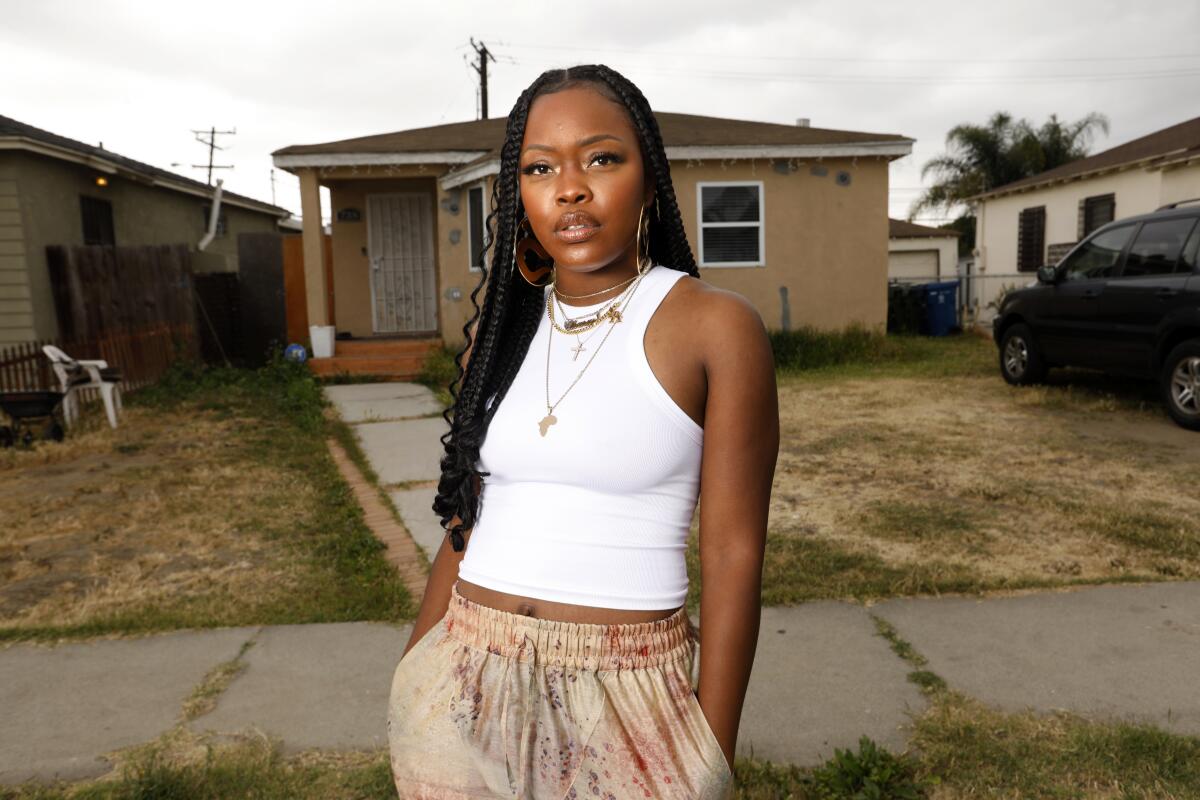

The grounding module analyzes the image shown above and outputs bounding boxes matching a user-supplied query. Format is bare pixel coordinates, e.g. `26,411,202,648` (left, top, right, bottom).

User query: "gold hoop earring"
512,215,554,287
635,203,652,274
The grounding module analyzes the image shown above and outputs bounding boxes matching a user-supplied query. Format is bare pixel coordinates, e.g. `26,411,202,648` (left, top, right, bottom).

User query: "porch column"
299,168,330,327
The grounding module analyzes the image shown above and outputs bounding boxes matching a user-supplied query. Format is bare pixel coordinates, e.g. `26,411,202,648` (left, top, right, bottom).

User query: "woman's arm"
693,289,779,773
400,486,476,658
401,319,482,657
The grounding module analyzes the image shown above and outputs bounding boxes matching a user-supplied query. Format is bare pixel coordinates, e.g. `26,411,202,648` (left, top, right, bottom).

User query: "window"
1179,220,1200,273
467,183,491,271
1121,217,1197,277
201,203,228,238
698,181,764,266
1061,224,1134,281
1079,193,1115,239
80,195,114,245
1016,206,1046,272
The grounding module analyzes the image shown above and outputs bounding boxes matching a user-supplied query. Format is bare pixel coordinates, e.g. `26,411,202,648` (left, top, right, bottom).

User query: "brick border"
325,437,428,601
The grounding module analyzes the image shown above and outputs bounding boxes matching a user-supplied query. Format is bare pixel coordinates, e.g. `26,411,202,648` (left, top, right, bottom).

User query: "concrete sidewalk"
2,381,1196,787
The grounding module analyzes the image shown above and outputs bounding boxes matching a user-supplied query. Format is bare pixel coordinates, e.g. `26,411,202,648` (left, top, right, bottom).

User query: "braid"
432,63,697,552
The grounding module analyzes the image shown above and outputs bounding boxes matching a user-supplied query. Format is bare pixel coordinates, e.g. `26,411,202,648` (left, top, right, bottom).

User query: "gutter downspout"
198,178,224,251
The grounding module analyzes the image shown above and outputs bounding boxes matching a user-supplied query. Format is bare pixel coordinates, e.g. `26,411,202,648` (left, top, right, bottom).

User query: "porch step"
308,336,445,380
333,337,444,356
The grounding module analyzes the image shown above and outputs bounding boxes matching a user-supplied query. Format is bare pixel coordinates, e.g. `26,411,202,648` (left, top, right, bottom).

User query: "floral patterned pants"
387,580,734,799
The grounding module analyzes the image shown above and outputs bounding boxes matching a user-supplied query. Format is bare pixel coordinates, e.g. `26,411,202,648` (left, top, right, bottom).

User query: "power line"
500,55,1200,84
497,40,1200,65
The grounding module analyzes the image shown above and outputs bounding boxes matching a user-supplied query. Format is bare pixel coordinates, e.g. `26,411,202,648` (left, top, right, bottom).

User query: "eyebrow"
522,133,623,155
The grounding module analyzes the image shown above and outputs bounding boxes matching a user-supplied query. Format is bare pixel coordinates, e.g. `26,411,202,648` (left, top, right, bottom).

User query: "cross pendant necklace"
539,271,647,437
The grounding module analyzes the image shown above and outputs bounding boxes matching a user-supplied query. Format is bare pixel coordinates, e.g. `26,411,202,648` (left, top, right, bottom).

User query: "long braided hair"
432,64,698,552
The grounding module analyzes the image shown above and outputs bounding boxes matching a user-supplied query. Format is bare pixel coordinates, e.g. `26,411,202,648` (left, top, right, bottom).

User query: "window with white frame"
697,181,764,266
467,182,491,271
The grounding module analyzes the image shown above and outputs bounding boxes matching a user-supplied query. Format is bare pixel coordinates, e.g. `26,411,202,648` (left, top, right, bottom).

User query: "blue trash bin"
919,280,960,336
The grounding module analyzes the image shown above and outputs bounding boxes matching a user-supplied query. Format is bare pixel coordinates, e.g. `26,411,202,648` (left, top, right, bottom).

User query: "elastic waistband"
445,580,694,670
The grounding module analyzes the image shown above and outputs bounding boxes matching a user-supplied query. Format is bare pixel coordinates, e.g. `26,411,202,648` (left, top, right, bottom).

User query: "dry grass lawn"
688,329,1199,609
0,359,410,643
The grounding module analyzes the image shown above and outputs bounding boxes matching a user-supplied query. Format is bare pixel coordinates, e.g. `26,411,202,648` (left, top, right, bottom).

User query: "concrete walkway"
2,381,1197,787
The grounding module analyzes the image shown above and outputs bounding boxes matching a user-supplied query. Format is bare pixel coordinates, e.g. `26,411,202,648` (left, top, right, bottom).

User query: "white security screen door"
366,192,438,333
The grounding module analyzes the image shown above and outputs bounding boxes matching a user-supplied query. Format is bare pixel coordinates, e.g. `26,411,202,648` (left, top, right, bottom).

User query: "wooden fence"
0,323,197,402
46,243,198,342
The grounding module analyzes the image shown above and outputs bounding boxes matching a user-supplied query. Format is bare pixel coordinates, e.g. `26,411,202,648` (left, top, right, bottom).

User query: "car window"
1176,219,1200,273
1060,224,1135,281
1121,217,1196,277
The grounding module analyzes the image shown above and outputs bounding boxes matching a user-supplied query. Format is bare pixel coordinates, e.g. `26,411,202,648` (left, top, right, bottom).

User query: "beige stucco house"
887,218,960,281
970,115,1200,323
272,112,912,375
0,114,293,345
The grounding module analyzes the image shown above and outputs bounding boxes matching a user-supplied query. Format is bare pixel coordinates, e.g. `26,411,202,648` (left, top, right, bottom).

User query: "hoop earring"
636,203,652,274
512,215,554,287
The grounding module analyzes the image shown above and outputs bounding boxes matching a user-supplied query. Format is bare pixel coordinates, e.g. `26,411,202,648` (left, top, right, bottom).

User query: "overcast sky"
4,0,1198,227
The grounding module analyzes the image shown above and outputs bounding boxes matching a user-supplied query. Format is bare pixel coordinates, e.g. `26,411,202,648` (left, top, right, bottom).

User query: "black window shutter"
1017,206,1045,272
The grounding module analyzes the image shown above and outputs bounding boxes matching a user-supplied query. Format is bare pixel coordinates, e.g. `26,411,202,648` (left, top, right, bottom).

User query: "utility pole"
468,37,497,119
190,126,236,185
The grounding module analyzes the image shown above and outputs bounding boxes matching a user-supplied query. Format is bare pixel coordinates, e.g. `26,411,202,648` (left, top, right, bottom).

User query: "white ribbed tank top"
456,264,703,610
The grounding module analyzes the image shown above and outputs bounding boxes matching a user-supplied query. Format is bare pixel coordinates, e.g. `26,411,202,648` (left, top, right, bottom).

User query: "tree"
909,111,1109,252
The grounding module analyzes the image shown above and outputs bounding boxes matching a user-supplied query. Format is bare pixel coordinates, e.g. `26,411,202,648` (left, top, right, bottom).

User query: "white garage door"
888,250,940,280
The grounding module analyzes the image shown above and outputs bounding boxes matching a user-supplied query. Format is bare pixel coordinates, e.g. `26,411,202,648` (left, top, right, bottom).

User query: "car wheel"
999,322,1048,385
1161,339,1200,431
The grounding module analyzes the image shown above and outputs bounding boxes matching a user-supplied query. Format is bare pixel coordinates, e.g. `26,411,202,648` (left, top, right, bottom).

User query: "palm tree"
909,111,1110,246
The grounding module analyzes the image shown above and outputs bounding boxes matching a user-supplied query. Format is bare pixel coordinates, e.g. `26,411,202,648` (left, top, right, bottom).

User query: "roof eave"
271,150,490,172
970,147,1195,203
0,137,291,218
434,140,915,190
277,138,915,186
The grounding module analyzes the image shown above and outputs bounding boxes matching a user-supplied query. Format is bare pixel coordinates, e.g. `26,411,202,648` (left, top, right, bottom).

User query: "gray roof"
889,218,961,238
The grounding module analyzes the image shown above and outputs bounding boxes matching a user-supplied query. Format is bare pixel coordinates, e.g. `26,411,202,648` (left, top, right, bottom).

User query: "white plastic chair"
42,344,124,430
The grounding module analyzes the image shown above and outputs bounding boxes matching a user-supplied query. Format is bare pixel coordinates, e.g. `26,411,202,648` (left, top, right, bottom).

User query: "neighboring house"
271,112,913,374
0,114,294,345
969,115,1200,322
887,218,960,281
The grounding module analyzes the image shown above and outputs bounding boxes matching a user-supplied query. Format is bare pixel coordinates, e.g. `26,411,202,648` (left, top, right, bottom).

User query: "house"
888,218,960,281
271,112,913,376
970,115,1200,322
0,114,294,345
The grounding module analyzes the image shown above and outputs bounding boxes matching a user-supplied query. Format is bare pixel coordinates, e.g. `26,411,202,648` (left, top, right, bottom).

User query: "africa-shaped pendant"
538,413,557,437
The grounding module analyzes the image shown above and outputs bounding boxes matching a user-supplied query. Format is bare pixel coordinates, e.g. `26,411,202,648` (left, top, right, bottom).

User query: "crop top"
455,264,703,610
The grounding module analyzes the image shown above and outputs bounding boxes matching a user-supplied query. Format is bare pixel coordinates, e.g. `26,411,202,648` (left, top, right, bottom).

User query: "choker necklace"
538,266,651,437
552,272,638,300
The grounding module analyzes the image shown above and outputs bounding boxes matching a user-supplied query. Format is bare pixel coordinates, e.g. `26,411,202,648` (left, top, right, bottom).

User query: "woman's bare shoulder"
671,276,770,367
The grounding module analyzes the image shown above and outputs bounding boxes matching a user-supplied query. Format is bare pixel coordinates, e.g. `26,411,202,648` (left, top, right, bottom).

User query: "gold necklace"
538,268,649,437
553,272,638,300
553,296,610,361
550,283,634,341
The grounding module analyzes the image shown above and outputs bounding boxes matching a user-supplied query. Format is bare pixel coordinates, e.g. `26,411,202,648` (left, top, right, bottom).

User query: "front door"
366,192,438,334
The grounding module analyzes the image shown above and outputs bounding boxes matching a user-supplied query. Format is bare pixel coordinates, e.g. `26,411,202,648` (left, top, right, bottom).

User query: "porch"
293,168,450,380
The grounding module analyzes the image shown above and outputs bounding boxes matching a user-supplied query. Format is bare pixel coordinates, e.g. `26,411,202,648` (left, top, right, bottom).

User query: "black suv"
992,200,1200,430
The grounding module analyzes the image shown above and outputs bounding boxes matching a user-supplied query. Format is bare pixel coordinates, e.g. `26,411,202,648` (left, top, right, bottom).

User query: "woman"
387,63,778,799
